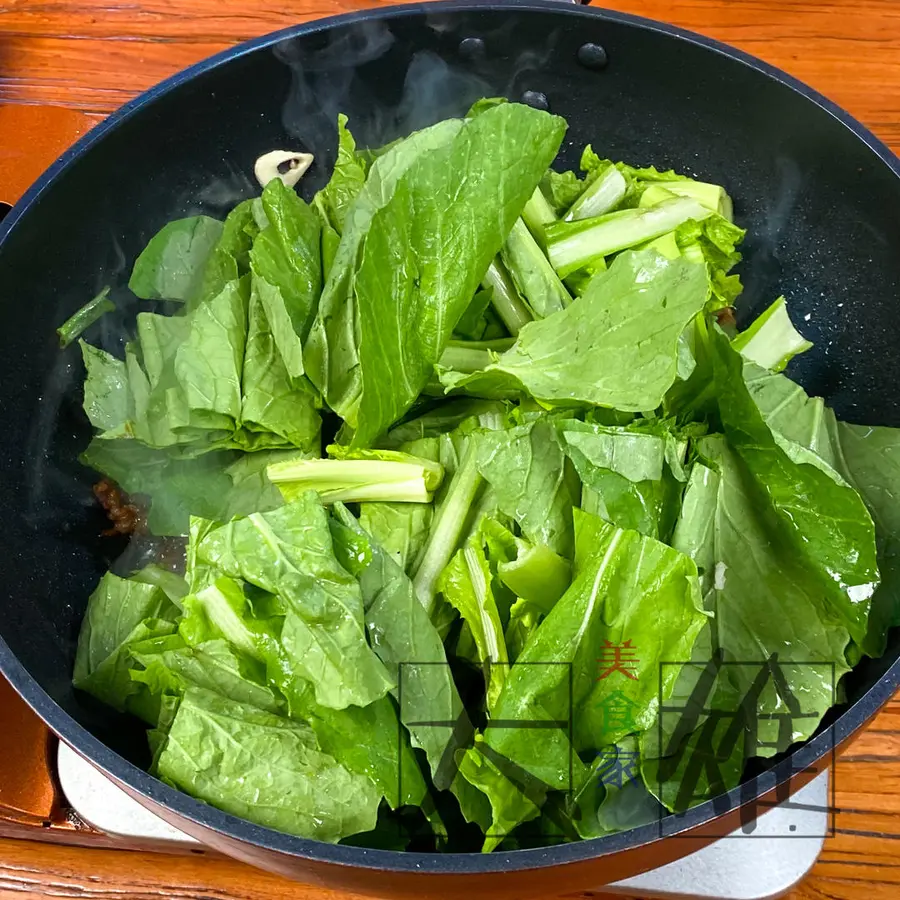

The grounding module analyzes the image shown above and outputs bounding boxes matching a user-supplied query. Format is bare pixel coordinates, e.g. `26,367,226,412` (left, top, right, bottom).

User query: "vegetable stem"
546,197,712,277
267,458,436,504
412,443,483,615
521,186,557,239
564,166,627,222
440,339,514,374
732,296,813,372
501,218,572,317
481,258,533,336
57,286,115,348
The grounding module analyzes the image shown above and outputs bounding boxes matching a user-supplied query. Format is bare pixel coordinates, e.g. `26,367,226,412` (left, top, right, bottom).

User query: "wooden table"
1,0,899,897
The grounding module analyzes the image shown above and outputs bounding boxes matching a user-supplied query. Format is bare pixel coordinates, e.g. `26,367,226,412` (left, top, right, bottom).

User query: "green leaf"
572,736,661,838
711,331,879,643
458,738,543,852
484,510,706,788
178,576,283,663
540,169,585,213
240,277,322,452
129,216,224,303
670,440,853,757
439,538,509,712
196,494,394,709
155,688,381,842
196,200,259,309
80,340,129,433
131,637,282,713
73,570,181,719
74,571,179,683
307,104,566,447
445,251,709,413
174,563,427,812
76,618,178,722
315,114,368,234
834,423,900,657
558,420,684,541
351,105,564,446
674,214,744,309
743,362,842,473
561,422,666,483
475,415,580,558
330,505,492,829
249,179,322,346
306,118,464,428
173,278,247,428
58,287,115,348
358,502,433,573
304,694,429,812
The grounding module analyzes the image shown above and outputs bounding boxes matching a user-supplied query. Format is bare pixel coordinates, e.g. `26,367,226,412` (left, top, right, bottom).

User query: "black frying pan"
1,2,899,896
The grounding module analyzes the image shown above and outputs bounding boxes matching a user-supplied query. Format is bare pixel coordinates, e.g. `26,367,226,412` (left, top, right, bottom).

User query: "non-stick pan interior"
1,0,899,858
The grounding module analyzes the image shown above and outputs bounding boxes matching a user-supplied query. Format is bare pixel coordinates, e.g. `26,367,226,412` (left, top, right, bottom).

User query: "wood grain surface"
1,0,899,898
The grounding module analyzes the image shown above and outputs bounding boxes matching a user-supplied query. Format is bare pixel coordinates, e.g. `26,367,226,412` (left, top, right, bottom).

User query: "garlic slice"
253,150,314,189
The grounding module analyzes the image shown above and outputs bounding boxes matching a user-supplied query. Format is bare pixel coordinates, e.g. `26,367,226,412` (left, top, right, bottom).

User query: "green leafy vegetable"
475,414,579,558
439,537,509,711
307,104,565,446
445,251,709,413
250,178,322,350
711,331,879,644
156,688,381,842
315,114,368,234
69,101,900,852
129,216,224,303
485,510,706,789
195,494,394,709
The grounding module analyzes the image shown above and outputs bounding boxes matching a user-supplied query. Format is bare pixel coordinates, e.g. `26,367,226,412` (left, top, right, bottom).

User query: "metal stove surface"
57,743,826,900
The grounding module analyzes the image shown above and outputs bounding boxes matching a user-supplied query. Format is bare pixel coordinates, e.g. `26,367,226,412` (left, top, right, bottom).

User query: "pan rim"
1,0,899,876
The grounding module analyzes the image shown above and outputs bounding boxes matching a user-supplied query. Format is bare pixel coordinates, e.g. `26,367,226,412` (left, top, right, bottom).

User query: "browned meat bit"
93,479,144,536
716,307,737,329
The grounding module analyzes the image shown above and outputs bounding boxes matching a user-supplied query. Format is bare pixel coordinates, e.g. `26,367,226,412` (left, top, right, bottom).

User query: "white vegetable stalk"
481,258,533,335
412,444,483,615
732,296,813,373
521,186,557,237
547,197,712,277
501,218,572,317
564,166,627,221
266,458,436,504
